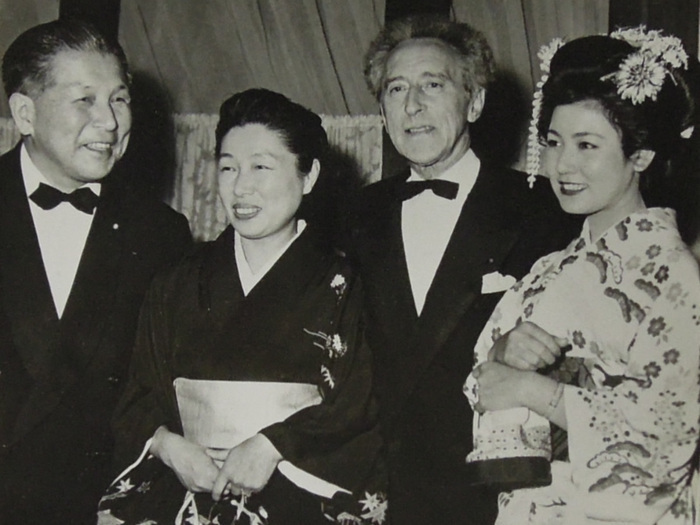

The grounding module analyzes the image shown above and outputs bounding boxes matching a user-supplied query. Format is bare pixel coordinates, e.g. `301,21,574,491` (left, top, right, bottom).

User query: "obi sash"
174,377,349,499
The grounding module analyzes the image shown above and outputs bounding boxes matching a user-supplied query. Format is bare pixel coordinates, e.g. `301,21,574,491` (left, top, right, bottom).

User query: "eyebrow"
547,129,606,139
385,71,451,84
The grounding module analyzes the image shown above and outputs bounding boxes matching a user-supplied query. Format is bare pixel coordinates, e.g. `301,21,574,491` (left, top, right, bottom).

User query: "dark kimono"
98,226,386,525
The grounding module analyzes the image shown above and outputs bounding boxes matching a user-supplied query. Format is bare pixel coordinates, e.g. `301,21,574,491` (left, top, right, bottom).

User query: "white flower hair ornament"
526,38,565,187
525,26,691,188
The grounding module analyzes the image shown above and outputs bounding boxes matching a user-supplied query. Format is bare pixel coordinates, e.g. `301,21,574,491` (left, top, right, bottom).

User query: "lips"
405,125,433,135
83,141,115,154
558,181,587,196
233,204,261,220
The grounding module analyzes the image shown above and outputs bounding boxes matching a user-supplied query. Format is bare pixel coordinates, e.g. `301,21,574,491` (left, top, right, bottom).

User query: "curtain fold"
118,0,384,116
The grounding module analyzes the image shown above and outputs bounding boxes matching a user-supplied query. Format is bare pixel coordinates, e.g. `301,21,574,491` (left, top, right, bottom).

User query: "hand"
149,426,219,493
211,433,283,501
488,322,568,370
472,361,532,412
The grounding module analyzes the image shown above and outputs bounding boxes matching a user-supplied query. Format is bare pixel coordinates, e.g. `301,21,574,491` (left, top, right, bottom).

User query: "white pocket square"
481,271,517,294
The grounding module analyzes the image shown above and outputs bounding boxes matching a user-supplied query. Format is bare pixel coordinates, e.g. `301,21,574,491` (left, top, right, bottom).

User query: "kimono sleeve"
260,270,380,488
111,270,182,470
565,249,700,519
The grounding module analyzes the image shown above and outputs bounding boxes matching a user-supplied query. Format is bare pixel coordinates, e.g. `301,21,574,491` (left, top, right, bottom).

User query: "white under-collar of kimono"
235,219,307,295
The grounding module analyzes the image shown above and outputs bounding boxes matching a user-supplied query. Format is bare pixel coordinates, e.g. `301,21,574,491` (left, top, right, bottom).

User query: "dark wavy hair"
363,14,495,100
215,88,328,176
2,18,130,98
538,34,700,241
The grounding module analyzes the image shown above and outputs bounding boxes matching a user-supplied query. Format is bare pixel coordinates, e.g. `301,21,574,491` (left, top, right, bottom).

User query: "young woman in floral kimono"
464,30,700,524
97,88,386,525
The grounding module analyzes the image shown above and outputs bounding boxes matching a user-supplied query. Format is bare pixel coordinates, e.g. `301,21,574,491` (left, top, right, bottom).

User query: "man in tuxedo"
348,15,579,523
0,19,191,523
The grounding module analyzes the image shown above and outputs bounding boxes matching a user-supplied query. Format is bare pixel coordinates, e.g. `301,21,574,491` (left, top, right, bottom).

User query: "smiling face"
11,49,131,191
542,101,651,238
217,123,319,254
380,38,484,179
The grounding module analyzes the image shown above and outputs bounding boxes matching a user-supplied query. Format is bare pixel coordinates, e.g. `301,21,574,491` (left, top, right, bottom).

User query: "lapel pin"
112,223,119,230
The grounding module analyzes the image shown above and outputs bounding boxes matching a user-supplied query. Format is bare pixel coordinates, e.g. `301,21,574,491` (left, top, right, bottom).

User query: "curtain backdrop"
118,0,384,116
453,0,609,170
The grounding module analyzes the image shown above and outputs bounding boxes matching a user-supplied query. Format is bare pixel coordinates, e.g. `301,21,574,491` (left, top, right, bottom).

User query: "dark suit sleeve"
110,270,183,470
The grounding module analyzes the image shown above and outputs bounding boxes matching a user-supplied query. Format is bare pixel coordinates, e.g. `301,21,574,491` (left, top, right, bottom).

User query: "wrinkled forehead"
44,48,128,87
386,37,461,79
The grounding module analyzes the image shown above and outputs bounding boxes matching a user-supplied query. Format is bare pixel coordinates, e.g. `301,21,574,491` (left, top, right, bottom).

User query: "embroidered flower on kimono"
626,255,641,270
523,303,534,318
636,218,654,232
663,348,679,364
321,365,335,389
647,316,667,337
644,361,662,379
666,282,683,302
330,273,347,297
654,265,669,283
116,478,134,493
304,329,347,358
572,330,586,348
359,491,388,524
641,262,655,276
646,244,662,259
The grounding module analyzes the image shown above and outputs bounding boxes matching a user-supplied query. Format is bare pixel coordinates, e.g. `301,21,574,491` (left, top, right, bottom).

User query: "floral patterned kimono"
97,225,386,525
467,208,699,524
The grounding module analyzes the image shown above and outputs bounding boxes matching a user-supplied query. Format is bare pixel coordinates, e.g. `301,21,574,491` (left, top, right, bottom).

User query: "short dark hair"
2,18,130,98
363,14,495,100
215,88,328,175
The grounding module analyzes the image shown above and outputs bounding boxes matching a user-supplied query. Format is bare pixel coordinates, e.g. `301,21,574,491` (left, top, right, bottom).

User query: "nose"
233,168,255,196
92,100,119,131
554,144,577,176
404,86,424,116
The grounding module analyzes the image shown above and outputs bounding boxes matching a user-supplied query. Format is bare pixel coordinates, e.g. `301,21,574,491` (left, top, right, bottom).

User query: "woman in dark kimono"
97,88,386,525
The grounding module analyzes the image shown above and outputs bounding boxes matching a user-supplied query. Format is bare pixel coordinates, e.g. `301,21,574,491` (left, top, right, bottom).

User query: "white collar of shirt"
21,144,101,318
235,220,307,296
402,148,481,315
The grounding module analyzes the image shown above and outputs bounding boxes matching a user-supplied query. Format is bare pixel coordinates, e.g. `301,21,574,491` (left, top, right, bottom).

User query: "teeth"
561,182,586,190
85,142,112,152
406,126,431,134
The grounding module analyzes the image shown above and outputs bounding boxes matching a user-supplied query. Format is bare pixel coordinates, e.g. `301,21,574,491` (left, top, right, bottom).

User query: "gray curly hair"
363,15,496,100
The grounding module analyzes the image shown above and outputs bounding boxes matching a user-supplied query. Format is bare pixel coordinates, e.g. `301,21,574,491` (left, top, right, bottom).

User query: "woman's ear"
631,149,656,173
8,92,36,136
302,158,320,195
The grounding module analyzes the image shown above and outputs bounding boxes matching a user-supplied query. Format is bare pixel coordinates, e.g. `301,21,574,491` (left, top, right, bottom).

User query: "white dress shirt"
402,149,480,315
235,220,307,296
21,145,101,318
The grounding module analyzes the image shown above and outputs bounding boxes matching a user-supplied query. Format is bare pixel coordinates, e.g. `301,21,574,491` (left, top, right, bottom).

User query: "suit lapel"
58,176,127,371
0,146,60,380
362,174,419,341
389,164,524,408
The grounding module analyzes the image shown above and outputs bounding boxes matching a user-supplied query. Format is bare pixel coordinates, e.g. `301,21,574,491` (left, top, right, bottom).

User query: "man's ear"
631,149,656,173
302,158,321,195
379,104,387,129
8,92,36,136
467,87,486,123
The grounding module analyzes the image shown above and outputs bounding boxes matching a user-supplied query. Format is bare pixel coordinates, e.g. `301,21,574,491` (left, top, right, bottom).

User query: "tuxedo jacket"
347,161,580,524
0,144,192,524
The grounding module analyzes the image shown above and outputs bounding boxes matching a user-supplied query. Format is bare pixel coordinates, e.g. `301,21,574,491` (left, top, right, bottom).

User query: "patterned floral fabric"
472,208,699,524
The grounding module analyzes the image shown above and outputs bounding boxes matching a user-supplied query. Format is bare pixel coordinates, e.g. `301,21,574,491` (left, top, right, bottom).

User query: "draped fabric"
117,0,384,116
0,0,59,117
453,0,609,170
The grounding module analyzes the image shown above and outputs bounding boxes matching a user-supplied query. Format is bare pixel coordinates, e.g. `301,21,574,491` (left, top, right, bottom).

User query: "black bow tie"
30,183,99,214
397,179,459,201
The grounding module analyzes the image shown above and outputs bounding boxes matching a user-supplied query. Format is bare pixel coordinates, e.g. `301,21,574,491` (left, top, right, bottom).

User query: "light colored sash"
174,378,349,498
